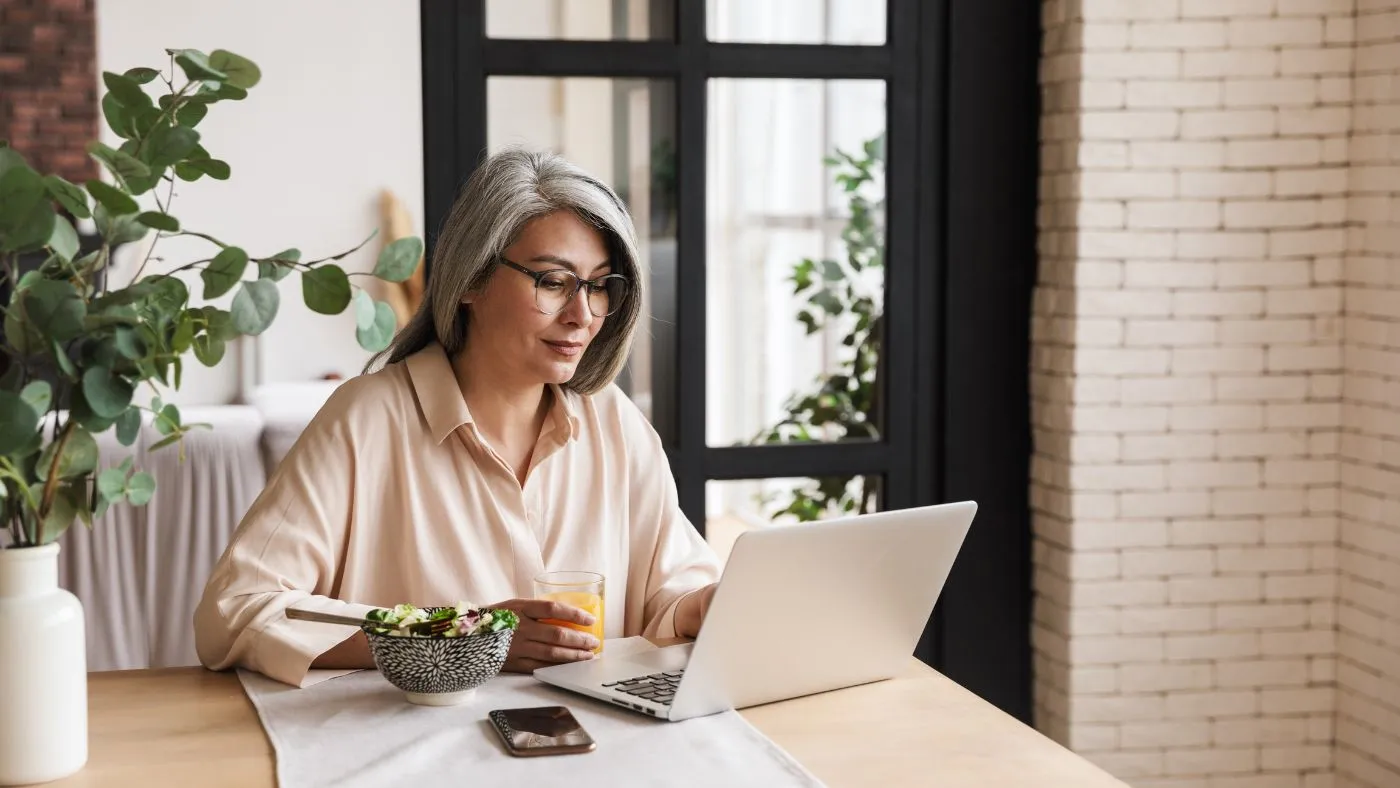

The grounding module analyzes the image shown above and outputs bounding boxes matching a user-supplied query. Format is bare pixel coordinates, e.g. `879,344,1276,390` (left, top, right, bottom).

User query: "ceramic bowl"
362,610,514,706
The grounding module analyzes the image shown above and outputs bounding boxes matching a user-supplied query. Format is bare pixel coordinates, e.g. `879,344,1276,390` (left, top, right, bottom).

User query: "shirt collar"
405,343,581,445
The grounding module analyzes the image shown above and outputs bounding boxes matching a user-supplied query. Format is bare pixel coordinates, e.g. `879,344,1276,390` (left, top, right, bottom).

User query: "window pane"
487,0,672,40
706,79,886,448
705,476,882,566
708,0,885,45
487,77,678,442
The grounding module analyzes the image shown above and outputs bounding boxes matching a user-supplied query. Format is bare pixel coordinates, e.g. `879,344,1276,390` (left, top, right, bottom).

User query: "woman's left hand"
675,583,718,639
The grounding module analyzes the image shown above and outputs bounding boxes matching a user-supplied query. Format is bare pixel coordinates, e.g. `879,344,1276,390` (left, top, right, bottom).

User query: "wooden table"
44,660,1126,787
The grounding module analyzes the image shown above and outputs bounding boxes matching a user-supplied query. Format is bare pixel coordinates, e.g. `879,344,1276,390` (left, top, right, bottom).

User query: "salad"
366,601,520,638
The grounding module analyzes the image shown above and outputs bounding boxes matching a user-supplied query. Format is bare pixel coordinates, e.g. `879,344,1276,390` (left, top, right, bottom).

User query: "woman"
193,149,721,688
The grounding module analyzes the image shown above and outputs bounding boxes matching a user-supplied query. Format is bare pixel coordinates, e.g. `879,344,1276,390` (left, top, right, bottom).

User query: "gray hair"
367,148,643,394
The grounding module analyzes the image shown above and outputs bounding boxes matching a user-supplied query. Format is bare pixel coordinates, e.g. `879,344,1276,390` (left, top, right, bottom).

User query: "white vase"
0,542,88,785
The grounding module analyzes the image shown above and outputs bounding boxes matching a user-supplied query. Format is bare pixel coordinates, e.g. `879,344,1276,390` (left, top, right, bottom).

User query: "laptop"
532,501,977,721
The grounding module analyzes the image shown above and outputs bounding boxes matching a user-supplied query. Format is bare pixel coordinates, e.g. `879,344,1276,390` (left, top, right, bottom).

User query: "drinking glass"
534,570,605,654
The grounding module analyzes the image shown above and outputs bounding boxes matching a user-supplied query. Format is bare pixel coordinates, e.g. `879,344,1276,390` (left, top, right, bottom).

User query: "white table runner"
238,638,825,788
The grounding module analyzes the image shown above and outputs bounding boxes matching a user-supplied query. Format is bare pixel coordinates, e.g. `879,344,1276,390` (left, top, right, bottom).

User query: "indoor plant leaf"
171,49,227,82
175,102,208,128
36,425,99,481
258,249,299,281
86,180,139,216
97,467,127,500
94,203,149,245
154,403,181,437
123,66,160,84
231,280,279,334
20,380,51,414
137,211,180,232
46,215,79,262
355,299,397,352
0,392,40,455
114,326,148,359
208,50,261,89
102,71,154,111
0,198,56,254
23,279,87,341
42,175,91,218
0,163,45,229
82,366,135,419
353,289,376,330
201,246,248,299
188,158,230,180
126,471,156,506
301,264,352,314
86,141,151,187
115,407,142,447
144,125,200,169
192,334,226,366
372,237,422,283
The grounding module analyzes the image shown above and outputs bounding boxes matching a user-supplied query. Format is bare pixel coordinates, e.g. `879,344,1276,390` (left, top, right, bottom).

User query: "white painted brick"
1266,286,1344,315
1268,345,1343,372
1070,463,1168,490
1069,434,1122,462
1071,635,1166,665
1076,201,1126,228
1319,76,1351,104
1124,433,1217,460
1081,111,1183,141
1226,139,1323,168
1075,694,1168,723
1171,346,1266,374
1072,521,1171,550
1079,170,1178,198
1080,0,1183,21
1170,518,1263,546
1165,690,1260,718
1079,141,1131,168
1168,460,1262,489
1219,318,1315,345
1183,49,1279,77
1078,289,1175,317
1129,20,1228,49
1177,231,1267,259
1121,491,1214,517
1167,632,1261,660
1213,487,1309,516
1067,723,1118,752
1128,200,1222,228
1126,320,1218,346
1268,228,1348,257
1172,404,1267,431
1224,199,1321,229
1279,46,1354,76
1261,744,1332,771
1224,78,1320,107
1164,746,1258,776
1216,374,1310,401
1265,572,1339,601
1229,18,1324,47
1218,431,1310,458
1276,167,1349,197
1121,377,1216,404
1082,52,1183,79
1260,686,1335,713
1324,15,1354,44
1121,663,1215,693
1213,716,1311,745
1179,171,1273,198
1216,658,1311,688
1265,402,1342,429
1070,608,1123,636
1122,548,1216,577
1180,0,1274,18
1181,109,1277,139
1078,579,1171,607
1170,576,1264,604
1217,547,1313,573
1264,459,1339,486
1121,720,1213,748
1278,106,1354,136
1218,260,1314,287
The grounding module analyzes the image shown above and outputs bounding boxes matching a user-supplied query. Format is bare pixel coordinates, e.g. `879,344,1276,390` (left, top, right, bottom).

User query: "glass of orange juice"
534,570,604,654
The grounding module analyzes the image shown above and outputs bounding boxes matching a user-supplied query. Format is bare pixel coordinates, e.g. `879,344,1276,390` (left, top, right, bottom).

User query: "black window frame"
419,0,1039,722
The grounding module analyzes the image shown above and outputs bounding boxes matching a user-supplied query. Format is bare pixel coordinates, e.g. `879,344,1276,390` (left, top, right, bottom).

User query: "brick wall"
0,0,97,184
1338,4,1400,787
1035,0,1364,785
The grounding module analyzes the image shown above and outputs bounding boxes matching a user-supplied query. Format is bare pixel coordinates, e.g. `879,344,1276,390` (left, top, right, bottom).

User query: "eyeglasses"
496,257,630,318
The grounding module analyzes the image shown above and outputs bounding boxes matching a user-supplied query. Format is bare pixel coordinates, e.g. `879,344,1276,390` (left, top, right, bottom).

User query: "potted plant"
0,48,421,785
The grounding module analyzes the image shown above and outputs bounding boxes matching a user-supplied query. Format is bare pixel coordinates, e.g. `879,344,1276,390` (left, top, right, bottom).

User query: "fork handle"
285,607,383,628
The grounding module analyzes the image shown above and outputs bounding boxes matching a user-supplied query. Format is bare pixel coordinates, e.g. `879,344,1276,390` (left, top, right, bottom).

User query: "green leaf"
174,162,204,182
231,280,279,335
258,249,298,281
189,158,230,180
208,50,261,89
811,289,842,315
115,408,141,447
353,290,376,331
94,203,149,245
202,246,248,299
145,125,200,169
43,175,91,218
213,83,247,101
821,259,844,282
0,198,56,254
172,49,227,82
97,467,127,500
301,265,352,315
373,237,423,283
37,425,98,481
50,338,78,378
171,313,195,353
47,215,79,262
101,93,137,140
137,211,179,232
0,391,40,455
114,326,147,359
34,481,82,544
126,472,155,505
198,307,238,341
102,71,153,111
193,334,225,366
155,403,181,436
20,381,52,414
23,279,86,341
0,163,45,229
355,299,397,352
86,142,151,188
175,101,208,128
82,366,135,418
86,180,139,215
124,67,160,85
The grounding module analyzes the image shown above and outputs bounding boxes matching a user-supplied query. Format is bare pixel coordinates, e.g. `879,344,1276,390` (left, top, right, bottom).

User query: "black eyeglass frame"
495,256,631,317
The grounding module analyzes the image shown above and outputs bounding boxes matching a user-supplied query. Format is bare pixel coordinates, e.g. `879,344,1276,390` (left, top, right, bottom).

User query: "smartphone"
488,706,597,757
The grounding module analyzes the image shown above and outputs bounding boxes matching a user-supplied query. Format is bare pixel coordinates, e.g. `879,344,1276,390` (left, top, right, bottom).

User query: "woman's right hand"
489,598,600,673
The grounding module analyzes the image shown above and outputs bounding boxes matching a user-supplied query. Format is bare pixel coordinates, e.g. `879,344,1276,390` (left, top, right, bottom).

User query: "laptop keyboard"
602,670,685,706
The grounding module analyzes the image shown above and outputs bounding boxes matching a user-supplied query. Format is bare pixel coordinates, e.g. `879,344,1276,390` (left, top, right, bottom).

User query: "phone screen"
489,706,596,756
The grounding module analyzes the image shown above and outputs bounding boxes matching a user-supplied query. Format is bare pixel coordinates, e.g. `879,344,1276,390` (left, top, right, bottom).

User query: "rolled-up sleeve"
620,405,722,639
193,390,374,688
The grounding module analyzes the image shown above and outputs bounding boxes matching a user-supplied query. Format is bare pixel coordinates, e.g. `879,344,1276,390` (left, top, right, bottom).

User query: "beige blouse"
193,343,721,687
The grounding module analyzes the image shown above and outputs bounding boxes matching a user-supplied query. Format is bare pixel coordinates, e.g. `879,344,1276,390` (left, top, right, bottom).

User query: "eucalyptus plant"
0,48,421,548
753,133,885,522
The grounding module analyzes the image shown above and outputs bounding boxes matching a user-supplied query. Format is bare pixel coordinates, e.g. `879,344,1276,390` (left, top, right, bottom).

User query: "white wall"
96,0,423,405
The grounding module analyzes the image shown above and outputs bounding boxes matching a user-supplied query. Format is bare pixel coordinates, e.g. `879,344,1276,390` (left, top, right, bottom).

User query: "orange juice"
540,591,604,653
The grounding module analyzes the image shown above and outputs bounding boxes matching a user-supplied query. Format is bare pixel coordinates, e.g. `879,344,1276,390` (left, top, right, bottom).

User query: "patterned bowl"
362,611,514,706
